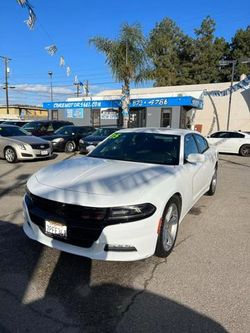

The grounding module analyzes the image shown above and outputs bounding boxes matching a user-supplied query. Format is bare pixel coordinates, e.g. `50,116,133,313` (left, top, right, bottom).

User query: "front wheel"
239,144,250,157
206,169,217,196
155,197,180,258
65,141,76,153
4,147,17,163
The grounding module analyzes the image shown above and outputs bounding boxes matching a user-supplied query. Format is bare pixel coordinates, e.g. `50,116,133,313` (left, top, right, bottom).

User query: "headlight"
18,144,26,150
79,139,84,144
52,138,64,143
108,203,156,223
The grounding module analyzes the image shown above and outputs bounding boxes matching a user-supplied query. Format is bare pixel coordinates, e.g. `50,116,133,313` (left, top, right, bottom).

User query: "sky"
0,0,249,106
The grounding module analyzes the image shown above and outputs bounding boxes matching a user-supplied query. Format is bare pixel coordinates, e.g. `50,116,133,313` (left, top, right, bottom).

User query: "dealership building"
43,80,250,135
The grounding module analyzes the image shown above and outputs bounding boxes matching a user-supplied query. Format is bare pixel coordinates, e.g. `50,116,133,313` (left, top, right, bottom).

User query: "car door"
225,132,246,153
183,134,210,204
193,133,215,190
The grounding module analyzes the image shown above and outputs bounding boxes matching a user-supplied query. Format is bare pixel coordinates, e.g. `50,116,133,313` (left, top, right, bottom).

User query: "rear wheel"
155,197,180,258
239,144,250,157
4,147,17,163
65,141,76,153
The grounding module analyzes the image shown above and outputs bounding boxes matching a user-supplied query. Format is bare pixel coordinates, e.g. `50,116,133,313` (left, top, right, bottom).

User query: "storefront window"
161,108,172,127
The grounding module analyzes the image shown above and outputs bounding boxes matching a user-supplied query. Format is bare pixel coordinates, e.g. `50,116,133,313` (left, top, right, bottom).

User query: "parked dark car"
22,120,73,136
2,120,32,127
43,125,96,152
79,127,119,153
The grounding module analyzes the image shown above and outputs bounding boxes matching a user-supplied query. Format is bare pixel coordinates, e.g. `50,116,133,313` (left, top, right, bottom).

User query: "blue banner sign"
43,96,203,110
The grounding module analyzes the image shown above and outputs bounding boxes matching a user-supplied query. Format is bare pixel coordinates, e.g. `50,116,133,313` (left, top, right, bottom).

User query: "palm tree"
90,23,148,128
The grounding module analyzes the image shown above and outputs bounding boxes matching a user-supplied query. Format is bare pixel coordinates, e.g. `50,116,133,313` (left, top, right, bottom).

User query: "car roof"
0,124,19,128
116,128,201,136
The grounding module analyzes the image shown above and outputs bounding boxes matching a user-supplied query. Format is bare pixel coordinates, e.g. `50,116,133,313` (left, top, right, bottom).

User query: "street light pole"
48,71,53,120
227,60,236,130
219,58,250,130
0,55,11,115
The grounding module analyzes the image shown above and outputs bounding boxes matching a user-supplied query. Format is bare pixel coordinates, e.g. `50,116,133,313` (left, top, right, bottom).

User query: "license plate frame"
45,220,67,238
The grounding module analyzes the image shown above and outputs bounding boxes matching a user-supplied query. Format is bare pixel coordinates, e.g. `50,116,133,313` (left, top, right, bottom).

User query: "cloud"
12,84,74,95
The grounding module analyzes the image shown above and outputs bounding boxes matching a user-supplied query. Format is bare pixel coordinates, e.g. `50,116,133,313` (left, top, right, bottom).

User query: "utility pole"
84,80,89,96
74,82,81,97
0,55,11,114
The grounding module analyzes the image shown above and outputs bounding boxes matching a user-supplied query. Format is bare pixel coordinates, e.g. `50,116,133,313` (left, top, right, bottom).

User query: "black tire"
65,141,76,153
155,196,180,258
206,168,217,196
4,146,17,163
239,144,250,157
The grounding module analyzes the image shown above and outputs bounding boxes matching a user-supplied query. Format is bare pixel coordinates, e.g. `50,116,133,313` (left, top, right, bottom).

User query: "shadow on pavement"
0,220,228,332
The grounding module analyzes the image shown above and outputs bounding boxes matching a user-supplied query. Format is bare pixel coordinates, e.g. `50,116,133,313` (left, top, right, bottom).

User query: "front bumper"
23,195,159,261
51,141,65,152
16,146,53,161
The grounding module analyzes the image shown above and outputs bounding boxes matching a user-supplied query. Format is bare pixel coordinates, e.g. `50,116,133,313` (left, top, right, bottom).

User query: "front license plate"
45,220,67,238
41,150,49,155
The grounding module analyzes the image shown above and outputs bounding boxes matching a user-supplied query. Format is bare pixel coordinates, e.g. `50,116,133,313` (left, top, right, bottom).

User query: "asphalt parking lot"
0,152,249,333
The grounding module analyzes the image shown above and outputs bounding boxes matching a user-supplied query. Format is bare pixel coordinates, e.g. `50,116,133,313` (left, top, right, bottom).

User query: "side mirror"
186,153,205,164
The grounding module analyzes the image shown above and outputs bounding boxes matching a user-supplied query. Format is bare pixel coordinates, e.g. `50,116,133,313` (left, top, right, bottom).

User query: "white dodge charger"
23,128,218,261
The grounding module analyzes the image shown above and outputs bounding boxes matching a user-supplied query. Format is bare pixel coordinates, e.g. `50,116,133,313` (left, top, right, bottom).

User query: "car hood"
84,135,106,143
28,156,177,206
8,136,50,144
42,134,69,141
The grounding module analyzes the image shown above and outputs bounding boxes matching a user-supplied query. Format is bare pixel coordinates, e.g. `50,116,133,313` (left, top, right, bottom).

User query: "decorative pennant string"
45,45,58,56
204,75,250,97
66,66,71,76
59,56,65,67
16,0,28,7
25,6,36,30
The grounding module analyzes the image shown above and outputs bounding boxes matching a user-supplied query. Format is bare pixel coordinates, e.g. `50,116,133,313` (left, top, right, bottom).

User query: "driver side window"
184,134,199,161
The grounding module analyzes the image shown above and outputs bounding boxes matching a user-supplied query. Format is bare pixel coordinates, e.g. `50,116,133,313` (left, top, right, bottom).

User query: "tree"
90,23,148,128
147,18,186,86
230,26,250,80
191,16,228,84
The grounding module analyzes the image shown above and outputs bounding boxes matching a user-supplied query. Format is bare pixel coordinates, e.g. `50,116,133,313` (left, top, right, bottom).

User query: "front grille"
30,143,50,149
25,193,108,248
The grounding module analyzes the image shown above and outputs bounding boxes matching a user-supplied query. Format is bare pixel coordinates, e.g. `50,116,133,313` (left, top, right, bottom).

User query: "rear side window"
194,134,209,153
228,132,245,138
210,132,229,138
184,134,199,160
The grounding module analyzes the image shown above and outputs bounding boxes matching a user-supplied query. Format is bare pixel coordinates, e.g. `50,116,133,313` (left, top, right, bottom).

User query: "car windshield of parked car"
54,126,75,135
0,126,29,137
22,122,42,131
88,132,180,165
92,128,117,137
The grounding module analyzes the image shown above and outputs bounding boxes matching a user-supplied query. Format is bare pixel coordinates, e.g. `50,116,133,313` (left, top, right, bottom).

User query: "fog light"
104,244,137,252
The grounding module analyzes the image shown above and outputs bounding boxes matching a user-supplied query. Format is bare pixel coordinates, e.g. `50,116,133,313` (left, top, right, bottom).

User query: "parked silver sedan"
0,125,53,163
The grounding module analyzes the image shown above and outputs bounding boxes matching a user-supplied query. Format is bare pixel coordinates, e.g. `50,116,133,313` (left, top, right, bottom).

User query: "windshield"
88,132,180,165
92,128,117,137
55,126,75,135
0,126,29,137
23,122,42,130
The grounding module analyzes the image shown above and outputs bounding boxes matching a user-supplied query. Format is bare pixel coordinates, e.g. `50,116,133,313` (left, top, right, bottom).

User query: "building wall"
0,105,48,120
193,88,250,134
56,81,250,134
98,82,250,134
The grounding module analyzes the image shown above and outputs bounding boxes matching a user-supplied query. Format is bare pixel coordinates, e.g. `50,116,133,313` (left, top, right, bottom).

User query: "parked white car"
23,128,218,261
207,131,250,156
